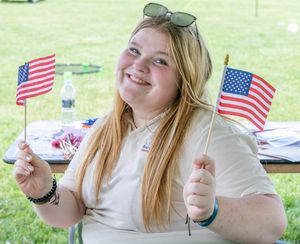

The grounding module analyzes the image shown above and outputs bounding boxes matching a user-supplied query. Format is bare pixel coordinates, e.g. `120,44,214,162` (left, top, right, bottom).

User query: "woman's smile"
127,74,150,86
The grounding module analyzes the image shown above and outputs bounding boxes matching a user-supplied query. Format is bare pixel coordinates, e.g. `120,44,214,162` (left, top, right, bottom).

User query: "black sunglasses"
143,2,200,44
143,2,197,27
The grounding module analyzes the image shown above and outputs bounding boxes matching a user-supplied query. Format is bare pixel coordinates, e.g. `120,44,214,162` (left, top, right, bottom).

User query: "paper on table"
31,140,63,157
258,146,300,162
254,126,300,161
255,129,300,147
19,132,64,157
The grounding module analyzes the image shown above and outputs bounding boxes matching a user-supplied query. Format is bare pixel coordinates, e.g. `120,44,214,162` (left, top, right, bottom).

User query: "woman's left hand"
183,154,216,222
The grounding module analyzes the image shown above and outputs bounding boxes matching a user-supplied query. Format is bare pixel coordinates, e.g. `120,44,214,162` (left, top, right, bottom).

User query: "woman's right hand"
13,141,53,199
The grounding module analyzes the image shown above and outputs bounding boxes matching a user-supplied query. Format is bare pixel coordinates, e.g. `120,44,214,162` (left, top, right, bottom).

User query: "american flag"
16,54,55,106
217,67,276,130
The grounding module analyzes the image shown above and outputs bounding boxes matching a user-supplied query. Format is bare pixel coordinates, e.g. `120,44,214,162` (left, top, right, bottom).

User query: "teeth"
130,75,147,84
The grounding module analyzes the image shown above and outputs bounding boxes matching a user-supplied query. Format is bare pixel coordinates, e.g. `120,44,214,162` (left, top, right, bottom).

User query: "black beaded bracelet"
27,178,57,205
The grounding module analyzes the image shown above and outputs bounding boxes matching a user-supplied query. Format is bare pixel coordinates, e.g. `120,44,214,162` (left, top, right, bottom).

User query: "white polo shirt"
59,109,277,243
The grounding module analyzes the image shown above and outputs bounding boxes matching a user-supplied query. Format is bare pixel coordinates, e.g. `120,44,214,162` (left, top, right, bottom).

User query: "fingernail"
26,155,31,161
27,165,34,171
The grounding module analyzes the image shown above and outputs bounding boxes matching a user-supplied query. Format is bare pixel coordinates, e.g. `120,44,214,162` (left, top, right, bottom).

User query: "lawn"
0,0,299,242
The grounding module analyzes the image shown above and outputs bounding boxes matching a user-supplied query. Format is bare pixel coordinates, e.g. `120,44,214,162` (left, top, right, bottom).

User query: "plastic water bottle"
61,72,76,128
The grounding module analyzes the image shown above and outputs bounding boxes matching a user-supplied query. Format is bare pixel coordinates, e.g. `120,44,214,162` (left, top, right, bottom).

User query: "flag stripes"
217,67,275,130
16,54,55,105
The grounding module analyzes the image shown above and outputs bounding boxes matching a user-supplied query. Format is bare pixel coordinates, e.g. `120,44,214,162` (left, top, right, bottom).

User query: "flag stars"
18,63,29,84
222,68,252,96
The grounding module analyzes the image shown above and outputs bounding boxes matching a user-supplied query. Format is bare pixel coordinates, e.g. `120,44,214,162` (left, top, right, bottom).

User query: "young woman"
14,3,287,243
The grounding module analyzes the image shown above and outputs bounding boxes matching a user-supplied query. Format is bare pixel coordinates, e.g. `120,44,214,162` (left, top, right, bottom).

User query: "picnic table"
3,120,300,174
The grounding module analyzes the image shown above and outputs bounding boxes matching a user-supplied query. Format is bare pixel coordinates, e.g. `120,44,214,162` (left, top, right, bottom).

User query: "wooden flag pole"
24,99,27,142
186,55,230,235
203,54,229,154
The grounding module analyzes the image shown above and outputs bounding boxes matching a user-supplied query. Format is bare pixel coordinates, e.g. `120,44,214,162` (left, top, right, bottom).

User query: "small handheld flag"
217,67,275,131
192,58,276,237
16,54,56,106
16,54,56,142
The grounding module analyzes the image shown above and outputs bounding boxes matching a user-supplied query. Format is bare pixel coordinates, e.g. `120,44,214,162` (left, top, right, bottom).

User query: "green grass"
0,0,299,242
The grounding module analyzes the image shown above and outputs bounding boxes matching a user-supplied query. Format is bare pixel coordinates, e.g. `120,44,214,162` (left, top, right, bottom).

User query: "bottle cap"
64,72,72,83
98,66,103,79
82,63,89,73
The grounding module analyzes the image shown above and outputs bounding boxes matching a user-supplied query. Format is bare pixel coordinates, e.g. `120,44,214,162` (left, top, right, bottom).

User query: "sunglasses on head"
143,2,200,43
143,2,197,27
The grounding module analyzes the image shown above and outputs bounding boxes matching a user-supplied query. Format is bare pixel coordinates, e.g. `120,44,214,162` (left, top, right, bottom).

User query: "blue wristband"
194,198,219,227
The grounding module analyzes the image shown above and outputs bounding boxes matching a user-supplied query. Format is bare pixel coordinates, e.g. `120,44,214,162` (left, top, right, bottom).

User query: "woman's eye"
128,47,140,55
154,58,168,66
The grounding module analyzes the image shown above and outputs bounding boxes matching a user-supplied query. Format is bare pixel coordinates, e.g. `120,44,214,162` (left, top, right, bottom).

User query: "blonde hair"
76,16,212,231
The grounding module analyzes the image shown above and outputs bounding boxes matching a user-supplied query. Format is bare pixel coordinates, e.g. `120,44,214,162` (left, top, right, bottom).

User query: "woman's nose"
133,58,149,73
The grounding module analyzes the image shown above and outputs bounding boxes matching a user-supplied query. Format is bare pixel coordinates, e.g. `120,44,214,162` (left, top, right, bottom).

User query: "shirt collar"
126,109,170,134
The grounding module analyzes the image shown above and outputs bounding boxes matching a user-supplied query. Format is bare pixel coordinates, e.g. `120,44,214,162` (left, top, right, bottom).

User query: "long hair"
76,16,212,231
